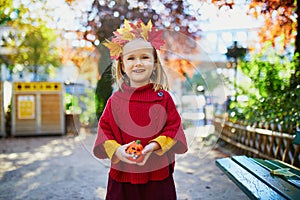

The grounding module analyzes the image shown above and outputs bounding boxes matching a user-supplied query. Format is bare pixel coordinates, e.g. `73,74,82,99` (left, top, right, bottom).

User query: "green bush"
65,93,82,114
227,44,299,133
64,88,98,127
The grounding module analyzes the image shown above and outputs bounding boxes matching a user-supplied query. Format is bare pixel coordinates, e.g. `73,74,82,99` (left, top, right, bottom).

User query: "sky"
10,0,92,31
45,0,262,31
47,0,92,30
199,3,263,31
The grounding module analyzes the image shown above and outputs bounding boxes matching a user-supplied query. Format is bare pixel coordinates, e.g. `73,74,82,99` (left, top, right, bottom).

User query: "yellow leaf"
103,39,122,58
141,20,152,40
270,168,295,177
121,30,134,41
124,19,131,30
117,19,134,41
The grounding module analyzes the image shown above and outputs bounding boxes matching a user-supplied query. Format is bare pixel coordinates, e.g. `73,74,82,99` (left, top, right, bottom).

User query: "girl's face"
122,39,155,88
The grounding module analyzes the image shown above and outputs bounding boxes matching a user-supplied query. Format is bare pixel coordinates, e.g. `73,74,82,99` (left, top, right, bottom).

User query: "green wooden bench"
216,155,300,200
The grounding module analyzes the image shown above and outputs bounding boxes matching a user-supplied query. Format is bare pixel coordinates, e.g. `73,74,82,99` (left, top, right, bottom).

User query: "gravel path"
0,128,248,200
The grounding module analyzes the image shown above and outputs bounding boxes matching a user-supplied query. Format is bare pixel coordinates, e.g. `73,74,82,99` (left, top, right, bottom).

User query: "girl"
93,19,188,200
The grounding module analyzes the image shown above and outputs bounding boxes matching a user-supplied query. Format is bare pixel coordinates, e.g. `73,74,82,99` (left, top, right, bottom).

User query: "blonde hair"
112,49,169,92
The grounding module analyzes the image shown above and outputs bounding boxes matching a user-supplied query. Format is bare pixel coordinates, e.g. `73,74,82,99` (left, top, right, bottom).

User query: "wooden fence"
213,117,300,168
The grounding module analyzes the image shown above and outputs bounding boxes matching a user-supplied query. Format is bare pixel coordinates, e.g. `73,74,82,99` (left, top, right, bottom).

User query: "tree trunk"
34,65,38,81
95,44,113,120
95,63,113,120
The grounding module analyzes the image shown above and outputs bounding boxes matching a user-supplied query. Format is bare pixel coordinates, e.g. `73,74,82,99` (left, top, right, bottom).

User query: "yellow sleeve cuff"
103,140,121,164
151,136,177,156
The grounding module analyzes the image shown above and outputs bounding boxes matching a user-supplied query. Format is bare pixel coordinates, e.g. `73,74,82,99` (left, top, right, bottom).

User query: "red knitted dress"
93,83,187,199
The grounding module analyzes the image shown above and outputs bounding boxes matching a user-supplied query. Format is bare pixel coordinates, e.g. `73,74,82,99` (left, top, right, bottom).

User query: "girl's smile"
132,69,146,73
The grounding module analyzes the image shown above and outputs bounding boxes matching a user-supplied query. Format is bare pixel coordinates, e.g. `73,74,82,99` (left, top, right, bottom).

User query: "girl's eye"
142,56,150,59
127,57,134,60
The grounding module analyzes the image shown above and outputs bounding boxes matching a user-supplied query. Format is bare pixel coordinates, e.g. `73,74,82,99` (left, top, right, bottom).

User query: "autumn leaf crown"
103,19,165,60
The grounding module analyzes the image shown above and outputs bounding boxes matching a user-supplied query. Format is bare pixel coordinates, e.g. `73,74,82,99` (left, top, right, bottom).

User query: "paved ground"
0,127,249,200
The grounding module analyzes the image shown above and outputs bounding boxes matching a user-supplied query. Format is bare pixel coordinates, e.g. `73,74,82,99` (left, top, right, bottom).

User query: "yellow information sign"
18,95,35,119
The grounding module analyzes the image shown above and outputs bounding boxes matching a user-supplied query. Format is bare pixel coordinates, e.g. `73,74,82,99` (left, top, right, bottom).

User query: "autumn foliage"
212,0,297,52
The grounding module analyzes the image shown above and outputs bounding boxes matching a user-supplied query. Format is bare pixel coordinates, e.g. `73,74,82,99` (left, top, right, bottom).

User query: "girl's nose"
135,58,142,66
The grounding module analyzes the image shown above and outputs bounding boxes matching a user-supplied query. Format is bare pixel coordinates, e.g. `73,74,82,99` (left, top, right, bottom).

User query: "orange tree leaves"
212,0,297,52
249,0,296,51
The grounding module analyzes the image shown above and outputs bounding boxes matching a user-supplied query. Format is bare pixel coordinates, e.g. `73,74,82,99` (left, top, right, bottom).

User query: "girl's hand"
114,141,136,164
136,142,160,166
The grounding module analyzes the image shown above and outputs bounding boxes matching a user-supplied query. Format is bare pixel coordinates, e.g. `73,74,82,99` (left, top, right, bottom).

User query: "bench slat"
216,158,285,200
267,160,300,177
232,155,300,200
252,158,300,190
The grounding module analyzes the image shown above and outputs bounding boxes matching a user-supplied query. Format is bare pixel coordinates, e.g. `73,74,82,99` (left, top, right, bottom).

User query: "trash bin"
0,82,5,137
11,82,65,136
